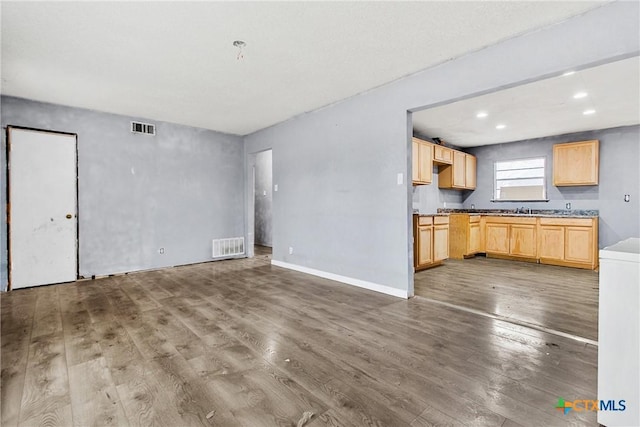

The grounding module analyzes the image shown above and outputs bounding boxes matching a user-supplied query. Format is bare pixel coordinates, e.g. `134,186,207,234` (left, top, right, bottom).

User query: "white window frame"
493,157,548,202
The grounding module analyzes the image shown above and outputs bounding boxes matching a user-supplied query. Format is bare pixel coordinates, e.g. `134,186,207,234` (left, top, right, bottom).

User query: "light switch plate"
274,184,278,192
397,173,403,185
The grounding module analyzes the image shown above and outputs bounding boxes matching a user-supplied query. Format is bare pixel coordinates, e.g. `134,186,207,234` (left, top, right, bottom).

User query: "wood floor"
414,256,599,342
2,254,597,426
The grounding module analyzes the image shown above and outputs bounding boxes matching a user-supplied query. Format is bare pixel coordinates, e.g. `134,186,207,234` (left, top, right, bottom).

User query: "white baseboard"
271,260,408,299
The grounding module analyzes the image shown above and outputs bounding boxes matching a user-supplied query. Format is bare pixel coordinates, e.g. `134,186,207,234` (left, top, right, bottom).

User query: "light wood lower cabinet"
538,217,598,269
433,222,449,262
484,217,537,260
414,215,449,271
485,222,510,255
449,214,481,259
510,224,537,258
416,224,433,266
418,213,598,270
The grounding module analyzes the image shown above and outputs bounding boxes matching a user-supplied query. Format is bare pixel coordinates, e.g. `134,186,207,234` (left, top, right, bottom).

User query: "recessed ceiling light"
476,112,488,118
573,92,588,99
583,109,596,115
496,124,506,130
563,71,576,77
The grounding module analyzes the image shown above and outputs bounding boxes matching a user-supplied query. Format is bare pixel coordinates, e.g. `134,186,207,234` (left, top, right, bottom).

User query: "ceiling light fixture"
563,71,576,77
496,124,506,130
573,92,588,99
583,109,596,115
476,112,488,118
233,40,246,61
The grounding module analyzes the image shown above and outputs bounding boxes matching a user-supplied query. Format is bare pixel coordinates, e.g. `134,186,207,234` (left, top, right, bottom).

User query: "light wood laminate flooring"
2,255,596,426
414,256,599,341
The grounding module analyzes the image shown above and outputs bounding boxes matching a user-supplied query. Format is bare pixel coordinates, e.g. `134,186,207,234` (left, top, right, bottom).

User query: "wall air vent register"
131,121,156,135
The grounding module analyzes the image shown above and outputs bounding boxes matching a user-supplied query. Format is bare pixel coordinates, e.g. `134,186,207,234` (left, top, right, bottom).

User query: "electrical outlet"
274,184,278,192
288,246,293,255
159,247,165,254
566,202,571,210
397,173,403,185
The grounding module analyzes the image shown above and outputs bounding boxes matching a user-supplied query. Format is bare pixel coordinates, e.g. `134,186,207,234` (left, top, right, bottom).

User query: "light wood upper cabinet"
452,150,466,187
553,140,599,186
465,154,476,189
412,138,432,185
438,151,476,190
433,145,453,165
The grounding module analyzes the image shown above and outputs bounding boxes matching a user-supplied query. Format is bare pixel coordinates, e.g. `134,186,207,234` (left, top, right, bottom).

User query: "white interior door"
9,127,78,289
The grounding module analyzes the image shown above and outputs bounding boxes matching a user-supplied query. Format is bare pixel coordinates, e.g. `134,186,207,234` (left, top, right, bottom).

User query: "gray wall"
412,166,464,213
254,149,273,246
244,2,639,295
464,125,640,248
1,96,244,291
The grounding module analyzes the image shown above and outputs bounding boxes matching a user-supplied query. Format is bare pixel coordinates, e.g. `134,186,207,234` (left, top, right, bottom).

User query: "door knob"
66,214,73,219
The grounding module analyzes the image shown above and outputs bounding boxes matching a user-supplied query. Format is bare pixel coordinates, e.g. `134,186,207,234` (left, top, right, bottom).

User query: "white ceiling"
1,1,606,136
412,56,640,147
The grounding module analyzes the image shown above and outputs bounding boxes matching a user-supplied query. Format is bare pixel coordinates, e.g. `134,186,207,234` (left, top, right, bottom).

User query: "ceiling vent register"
131,121,156,135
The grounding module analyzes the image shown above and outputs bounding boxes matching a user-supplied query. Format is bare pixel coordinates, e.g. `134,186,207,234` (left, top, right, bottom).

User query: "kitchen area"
409,56,639,344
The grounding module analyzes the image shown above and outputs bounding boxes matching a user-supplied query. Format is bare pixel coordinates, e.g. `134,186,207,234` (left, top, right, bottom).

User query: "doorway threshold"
417,296,598,347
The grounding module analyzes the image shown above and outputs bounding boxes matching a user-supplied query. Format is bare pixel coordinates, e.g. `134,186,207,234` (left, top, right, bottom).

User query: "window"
494,157,546,201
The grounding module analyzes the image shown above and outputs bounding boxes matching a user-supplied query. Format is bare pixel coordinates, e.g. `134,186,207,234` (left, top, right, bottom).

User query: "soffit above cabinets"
1,1,605,136
412,56,640,147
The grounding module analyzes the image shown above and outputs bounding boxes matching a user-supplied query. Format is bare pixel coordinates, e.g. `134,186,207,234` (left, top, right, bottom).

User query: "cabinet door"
452,150,466,188
433,145,453,164
419,142,433,184
565,226,594,264
468,223,480,254
417,226,433,266
485,223,509,254
553,140,599,186
465,154,476,189
509,224,536,258
538,225,565,260
433,225,449,261
412,139,420,183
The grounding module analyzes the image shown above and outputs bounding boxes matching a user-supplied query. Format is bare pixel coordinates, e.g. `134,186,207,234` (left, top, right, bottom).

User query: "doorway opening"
252,149,272,259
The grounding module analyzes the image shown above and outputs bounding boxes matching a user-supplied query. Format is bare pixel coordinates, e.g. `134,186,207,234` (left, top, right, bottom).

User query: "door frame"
6,125,79,291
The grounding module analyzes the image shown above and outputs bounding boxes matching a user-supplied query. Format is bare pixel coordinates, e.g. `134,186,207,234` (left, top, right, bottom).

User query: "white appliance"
598,238,640,427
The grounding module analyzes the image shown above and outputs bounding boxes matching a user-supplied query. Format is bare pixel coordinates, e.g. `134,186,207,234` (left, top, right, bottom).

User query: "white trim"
271,260,408,299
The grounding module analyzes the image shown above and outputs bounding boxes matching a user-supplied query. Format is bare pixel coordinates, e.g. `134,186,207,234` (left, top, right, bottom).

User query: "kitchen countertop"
436,208,598,218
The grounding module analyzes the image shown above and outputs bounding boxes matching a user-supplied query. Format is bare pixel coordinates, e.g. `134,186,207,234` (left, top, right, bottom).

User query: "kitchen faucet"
518,206,532,214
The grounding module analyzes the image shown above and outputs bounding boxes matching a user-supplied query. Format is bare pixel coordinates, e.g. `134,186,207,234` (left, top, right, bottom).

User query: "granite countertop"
413,212,449,217
435,208,598,218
